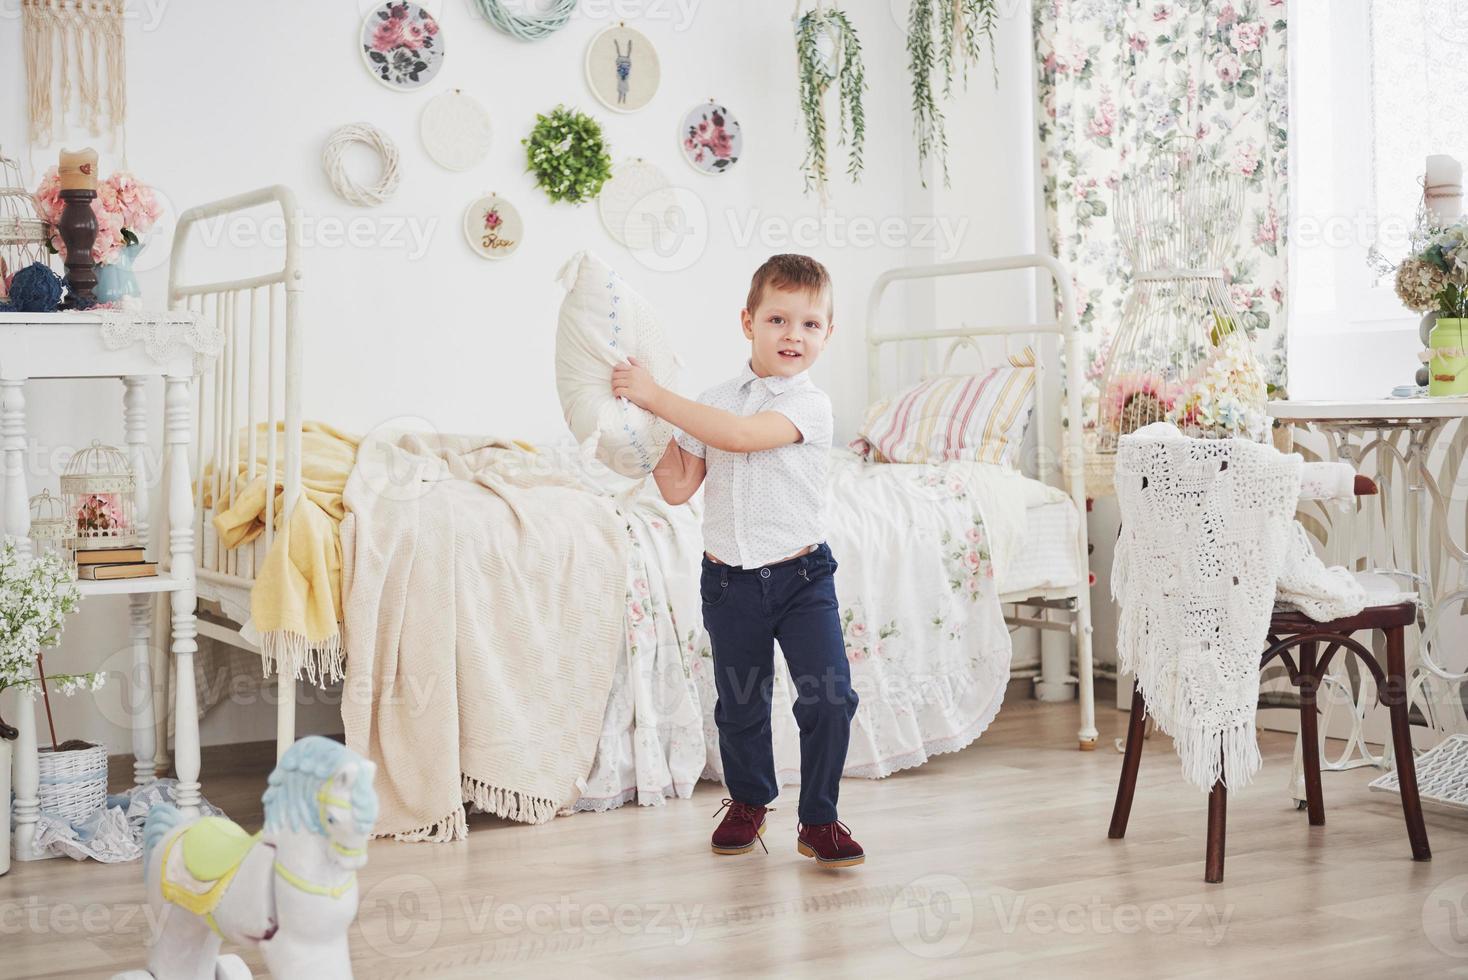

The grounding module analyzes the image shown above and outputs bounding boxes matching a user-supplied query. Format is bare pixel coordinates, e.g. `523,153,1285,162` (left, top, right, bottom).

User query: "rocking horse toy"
114,736,378,980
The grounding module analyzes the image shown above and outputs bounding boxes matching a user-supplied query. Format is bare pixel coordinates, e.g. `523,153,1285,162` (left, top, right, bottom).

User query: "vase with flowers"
1393,220,1468,394
31,169,164,306
0,539,103,872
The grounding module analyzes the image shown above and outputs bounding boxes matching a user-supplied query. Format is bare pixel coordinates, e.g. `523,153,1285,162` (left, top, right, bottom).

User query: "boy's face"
741,285,835,379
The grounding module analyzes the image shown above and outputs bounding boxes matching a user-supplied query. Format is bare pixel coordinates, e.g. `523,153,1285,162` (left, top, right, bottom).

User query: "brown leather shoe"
711,798,769,855
797,820,864,868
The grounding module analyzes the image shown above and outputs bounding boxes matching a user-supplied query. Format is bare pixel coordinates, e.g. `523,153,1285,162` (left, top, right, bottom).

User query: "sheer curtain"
1288,0,1462,398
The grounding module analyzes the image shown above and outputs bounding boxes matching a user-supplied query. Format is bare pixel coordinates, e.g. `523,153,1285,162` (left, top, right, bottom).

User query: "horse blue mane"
262,736,376,835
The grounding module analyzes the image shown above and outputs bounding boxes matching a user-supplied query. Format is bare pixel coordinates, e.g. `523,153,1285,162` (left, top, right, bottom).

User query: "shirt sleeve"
675,386,714,459
675,427,706,459
769,388,833,448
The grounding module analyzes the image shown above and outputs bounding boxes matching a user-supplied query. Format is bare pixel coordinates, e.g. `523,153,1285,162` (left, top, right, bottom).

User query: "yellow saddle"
161,817,262,929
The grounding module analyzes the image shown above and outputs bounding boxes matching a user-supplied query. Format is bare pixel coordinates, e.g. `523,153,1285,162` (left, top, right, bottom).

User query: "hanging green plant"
522,106,614,205
794,7,866,198
907,0,999,187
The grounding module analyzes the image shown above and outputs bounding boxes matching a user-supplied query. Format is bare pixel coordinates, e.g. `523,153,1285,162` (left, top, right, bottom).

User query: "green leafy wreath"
522,105,614,205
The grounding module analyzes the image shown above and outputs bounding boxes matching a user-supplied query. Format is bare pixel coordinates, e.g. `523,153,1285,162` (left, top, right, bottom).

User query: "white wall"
0,0,1046,753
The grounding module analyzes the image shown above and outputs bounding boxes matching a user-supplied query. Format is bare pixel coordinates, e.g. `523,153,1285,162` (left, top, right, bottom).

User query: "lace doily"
97,309,222,374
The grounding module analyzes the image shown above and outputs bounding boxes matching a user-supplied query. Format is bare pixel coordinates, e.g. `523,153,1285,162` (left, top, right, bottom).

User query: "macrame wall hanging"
22,0,128,146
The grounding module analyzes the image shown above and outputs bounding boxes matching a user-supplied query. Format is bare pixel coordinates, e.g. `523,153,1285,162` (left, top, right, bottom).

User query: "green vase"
1429,318,1468,396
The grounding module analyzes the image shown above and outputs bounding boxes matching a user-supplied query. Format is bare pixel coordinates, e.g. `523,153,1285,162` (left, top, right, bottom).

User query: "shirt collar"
738,360,810,395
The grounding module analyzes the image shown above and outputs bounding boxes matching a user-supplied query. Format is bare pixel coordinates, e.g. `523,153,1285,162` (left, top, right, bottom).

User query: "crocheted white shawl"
1112,424,1366,792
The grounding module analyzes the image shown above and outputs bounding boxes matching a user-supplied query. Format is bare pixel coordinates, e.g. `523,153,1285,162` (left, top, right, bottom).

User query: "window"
1288,0,1466,394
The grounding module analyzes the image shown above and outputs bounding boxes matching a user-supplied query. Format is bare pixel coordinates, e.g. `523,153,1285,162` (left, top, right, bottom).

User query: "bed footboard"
866,255,1097,749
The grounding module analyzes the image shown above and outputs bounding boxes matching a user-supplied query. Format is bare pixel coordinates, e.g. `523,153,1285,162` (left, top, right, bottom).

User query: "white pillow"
555,251,676,477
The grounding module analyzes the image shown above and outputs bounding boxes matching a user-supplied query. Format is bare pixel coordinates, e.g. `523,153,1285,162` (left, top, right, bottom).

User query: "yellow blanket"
209,422,359,683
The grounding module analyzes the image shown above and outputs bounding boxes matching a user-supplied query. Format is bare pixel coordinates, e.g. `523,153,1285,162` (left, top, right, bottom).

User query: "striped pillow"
850,348,1036,467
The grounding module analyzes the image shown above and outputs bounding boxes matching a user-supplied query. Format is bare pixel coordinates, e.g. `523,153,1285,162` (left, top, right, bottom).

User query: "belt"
704,543,818,570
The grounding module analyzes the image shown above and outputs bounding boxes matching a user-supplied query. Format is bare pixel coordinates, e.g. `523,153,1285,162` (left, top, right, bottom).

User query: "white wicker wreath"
322,122,401,207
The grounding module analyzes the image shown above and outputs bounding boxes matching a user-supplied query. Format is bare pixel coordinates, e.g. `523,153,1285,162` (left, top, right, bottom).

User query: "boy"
610,254,863,869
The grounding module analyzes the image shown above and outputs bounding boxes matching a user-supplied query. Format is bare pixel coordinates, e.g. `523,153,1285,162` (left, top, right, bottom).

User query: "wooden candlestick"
58,188,98,307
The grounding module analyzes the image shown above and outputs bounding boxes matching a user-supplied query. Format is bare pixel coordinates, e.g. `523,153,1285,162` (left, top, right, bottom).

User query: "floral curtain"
1034,0,1289,427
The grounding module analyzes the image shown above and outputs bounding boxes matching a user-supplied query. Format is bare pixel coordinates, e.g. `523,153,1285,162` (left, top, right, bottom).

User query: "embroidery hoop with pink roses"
360,1,445,91
679,101,742,176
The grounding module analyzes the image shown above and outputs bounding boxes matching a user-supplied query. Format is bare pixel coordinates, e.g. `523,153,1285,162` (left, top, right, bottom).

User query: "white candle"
58,147,98,191
1426,154,1462,225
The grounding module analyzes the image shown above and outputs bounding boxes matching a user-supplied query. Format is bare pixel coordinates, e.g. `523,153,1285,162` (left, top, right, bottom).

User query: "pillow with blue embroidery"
555,250,676,477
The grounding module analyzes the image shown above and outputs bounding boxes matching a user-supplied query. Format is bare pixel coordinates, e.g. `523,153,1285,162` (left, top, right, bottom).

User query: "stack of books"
75,546,157,581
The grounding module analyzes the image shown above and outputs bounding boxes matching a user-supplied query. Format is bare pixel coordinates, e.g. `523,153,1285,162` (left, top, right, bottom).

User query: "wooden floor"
5,699,1466,979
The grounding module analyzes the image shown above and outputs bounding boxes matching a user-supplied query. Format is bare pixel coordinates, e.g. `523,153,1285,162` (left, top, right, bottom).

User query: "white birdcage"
61,441,138,551
1095,140,1268,455
0,149,55,303
27,489,71,563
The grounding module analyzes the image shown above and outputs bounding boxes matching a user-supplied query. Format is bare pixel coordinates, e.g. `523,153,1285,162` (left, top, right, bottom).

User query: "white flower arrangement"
1168,316,1270,442
0,539,100,724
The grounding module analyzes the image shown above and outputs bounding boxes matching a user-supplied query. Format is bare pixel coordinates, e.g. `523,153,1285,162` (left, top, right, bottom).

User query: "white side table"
0,310,218,863
1272,398,1468,777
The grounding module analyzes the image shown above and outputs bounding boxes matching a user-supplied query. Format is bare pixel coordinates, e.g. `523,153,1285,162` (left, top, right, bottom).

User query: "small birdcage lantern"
0,149,55,303
28,489,71,562
61,442,138,551
1095,139,1268,455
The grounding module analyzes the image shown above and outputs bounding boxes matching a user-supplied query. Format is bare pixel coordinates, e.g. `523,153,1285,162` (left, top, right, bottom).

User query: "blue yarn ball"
0,262,65,313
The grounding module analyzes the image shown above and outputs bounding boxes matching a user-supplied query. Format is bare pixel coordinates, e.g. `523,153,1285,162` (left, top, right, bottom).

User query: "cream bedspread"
339,432,629,841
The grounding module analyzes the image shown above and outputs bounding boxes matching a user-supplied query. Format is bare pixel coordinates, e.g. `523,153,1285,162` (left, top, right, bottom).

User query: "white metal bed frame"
866,255,1098,749
167,185,304,761
164,209,1097,772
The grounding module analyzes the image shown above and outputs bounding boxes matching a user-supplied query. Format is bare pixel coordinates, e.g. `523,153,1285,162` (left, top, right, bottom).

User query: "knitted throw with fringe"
1112,423,1366,792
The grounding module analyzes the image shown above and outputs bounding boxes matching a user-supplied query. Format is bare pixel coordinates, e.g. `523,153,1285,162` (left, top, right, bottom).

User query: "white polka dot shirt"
676,361,833,568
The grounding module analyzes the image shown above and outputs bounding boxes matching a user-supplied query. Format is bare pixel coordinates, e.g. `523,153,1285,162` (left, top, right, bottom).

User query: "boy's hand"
611,356,662,411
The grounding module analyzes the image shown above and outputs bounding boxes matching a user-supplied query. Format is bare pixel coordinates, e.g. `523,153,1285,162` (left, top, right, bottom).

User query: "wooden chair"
1107,475,1432,882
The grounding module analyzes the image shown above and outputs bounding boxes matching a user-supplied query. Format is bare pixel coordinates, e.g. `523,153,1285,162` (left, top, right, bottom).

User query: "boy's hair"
745,254,833,321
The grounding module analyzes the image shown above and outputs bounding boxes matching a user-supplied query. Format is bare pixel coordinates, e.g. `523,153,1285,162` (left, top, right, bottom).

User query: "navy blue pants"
701,542,859,825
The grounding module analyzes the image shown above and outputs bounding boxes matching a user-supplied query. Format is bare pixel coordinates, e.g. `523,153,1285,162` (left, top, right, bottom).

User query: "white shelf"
75,568,184,597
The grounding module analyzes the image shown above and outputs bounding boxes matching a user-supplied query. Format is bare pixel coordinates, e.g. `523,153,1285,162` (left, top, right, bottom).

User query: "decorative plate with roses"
679,102,742,175
360,2,444,91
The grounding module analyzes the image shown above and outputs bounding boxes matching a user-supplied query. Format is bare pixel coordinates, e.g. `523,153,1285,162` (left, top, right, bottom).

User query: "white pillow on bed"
848,347,1036,468
555,250,676,478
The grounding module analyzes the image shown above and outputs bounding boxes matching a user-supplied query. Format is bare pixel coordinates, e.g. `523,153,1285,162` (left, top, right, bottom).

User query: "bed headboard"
864,254,1086,501
167,185,303,589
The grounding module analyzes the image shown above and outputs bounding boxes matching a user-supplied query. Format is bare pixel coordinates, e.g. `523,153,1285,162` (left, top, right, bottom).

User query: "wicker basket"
37,743,108,825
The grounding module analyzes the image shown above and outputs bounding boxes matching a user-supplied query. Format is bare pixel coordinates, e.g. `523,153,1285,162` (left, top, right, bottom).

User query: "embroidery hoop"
322,123,401,208
597,158,672,250
420,89,492,171
584,22,659,114
359,1,445,92
463,192,523,260
678,99,743,176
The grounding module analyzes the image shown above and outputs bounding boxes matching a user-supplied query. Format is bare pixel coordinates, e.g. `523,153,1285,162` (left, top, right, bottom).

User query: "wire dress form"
1097,142,1268,454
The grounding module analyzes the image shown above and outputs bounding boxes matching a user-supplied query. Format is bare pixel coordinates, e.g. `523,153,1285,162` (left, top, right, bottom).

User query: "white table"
1,310,217,863
1272,398,1468,778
